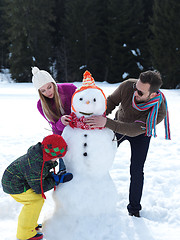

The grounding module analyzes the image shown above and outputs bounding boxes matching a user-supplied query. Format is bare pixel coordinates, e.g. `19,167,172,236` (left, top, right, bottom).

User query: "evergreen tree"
61,0,92,82
107,0,151,83
51,0,67,82
3,0,55,82
72,0,106,82
149,0,180,88
138,0,154,71
87,0,110,82
60,0,110,82
0,0,9,69
56,0,155,83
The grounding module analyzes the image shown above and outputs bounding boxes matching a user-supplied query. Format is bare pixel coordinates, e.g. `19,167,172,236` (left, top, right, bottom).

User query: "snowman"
44,71,118,240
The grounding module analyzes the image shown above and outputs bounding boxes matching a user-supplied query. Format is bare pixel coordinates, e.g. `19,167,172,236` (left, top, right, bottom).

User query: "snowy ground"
0,79,180,240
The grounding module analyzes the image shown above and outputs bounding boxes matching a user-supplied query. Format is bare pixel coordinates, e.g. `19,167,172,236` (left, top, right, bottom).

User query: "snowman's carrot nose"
86,100,90,104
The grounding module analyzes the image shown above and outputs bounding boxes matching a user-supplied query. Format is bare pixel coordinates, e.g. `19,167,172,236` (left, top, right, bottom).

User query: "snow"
0,81,180,240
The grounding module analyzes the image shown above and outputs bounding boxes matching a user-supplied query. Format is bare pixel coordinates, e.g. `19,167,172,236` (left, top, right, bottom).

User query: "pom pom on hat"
32,66,39,75
40,134,67,199
32,66,57,90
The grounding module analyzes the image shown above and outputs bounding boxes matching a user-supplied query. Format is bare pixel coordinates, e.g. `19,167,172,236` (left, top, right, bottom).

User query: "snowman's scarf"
132,91,171,139
69,112,105,130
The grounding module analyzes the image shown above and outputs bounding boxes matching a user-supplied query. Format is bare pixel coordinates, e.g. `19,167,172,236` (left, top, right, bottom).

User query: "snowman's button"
84,143,87,147
84,134,87,137
83,152,87,156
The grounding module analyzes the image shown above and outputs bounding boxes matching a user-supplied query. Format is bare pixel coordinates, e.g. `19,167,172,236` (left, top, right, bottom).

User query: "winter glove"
51,172,60,186
51,171,73,186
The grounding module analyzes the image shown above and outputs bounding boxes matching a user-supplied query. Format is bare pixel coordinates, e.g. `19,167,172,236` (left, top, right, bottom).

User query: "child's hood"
27,142,58,169
27,142,43,162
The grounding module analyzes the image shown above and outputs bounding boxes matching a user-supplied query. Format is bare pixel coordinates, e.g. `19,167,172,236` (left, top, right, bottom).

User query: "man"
86,70,170,217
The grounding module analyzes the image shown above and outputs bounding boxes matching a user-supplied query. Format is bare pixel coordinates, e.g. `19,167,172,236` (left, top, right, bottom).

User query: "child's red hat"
41,134,67,161
40,134,67,199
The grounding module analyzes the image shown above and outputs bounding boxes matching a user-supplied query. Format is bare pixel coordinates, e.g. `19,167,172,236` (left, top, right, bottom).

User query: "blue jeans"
59,158,66,172
115,133,151,213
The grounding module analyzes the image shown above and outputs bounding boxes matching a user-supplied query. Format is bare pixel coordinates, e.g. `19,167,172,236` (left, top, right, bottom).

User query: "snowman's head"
71,71,107,118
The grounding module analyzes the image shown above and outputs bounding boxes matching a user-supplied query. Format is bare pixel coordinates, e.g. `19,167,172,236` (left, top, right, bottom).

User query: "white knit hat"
32,66,57,90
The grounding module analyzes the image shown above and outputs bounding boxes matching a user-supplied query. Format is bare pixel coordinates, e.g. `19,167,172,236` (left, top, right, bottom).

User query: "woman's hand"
85,116,107,128
61,115,72,126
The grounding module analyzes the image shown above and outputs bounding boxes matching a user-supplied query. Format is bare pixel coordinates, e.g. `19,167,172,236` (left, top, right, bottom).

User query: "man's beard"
135,96,150,103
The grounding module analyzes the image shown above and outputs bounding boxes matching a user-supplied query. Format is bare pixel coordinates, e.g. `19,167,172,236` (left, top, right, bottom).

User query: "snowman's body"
44,72,118,240
62,126,116,179
56,126,117,216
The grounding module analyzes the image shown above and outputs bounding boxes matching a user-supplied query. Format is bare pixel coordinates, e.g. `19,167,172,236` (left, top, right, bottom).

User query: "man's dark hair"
139,70,163,93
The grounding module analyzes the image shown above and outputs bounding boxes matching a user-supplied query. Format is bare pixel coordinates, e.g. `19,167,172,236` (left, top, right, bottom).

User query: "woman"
32,67,77,171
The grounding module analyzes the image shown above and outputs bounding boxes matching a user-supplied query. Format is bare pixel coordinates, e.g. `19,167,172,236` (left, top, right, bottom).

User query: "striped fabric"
82,70,96,87
132,91,171,139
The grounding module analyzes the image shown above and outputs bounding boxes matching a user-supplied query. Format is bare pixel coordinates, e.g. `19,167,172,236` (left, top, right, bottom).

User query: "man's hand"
61,115,72,126
85,116,107,128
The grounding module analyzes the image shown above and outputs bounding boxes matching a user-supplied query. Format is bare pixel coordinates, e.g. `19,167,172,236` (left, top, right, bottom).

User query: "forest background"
0,0,180,89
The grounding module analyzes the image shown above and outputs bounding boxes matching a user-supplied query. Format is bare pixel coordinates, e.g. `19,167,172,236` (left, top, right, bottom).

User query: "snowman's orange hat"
82,70,96,87
71,70,107,112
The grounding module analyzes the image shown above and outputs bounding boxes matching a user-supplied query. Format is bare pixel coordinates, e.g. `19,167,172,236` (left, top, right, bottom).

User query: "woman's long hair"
38,83,65,122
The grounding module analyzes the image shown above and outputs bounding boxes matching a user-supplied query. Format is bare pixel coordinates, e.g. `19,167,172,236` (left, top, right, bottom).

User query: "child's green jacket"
1,143,57,194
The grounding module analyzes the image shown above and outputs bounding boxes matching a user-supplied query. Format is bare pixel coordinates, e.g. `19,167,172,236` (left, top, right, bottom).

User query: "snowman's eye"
93,98,96,102
79,98,83,101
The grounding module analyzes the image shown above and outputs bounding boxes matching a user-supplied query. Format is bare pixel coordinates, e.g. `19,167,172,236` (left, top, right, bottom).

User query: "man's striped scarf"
132,91,171,139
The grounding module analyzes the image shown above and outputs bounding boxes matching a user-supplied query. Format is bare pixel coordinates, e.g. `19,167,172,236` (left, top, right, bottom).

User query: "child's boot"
35,224,42,231
28,232,43,240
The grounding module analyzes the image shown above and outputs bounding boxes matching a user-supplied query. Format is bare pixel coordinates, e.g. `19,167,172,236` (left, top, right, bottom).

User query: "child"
1,134,72,240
